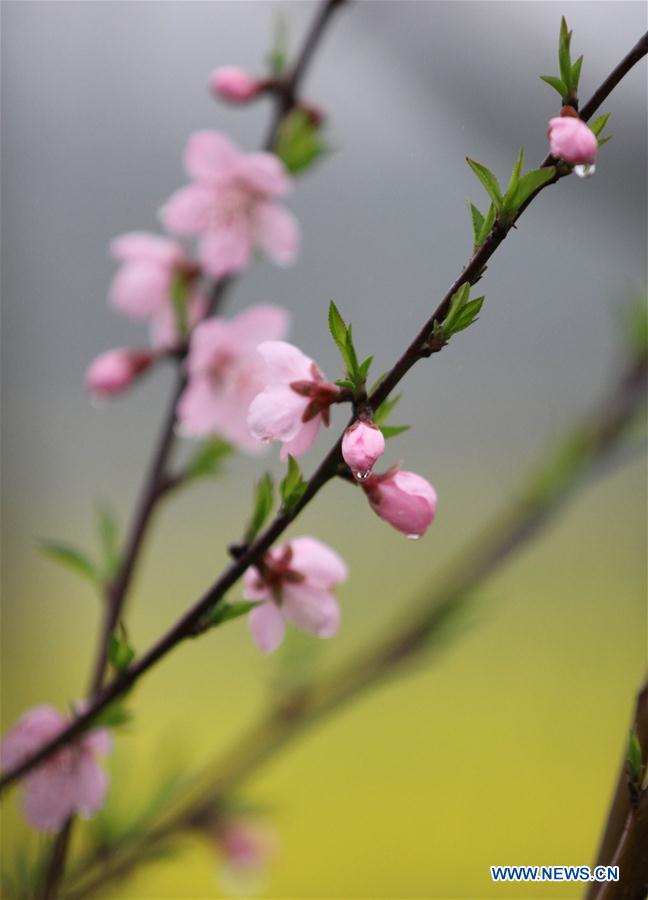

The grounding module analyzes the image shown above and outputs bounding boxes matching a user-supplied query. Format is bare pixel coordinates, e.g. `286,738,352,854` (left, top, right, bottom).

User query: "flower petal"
74,755,109,818
198,221,252,278
184,130,241,182
247,385,306,444
288,537,348,588
237,153,291,197
160,184,214,235
253,203,299,266
279,415,321,460
1,706,65,771
110,232,186,267
248,603,286,653
229,304,291,350
282,584,340,638
23,768,76,833
177,376,223,437
109,262,170,319
255,341,314,383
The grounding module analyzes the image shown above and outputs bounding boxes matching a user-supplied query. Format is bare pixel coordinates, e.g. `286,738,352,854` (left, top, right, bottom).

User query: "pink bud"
548,115,598,166
342,420,385,479
209,67,261,103
85,349,153,397
363,468,437,539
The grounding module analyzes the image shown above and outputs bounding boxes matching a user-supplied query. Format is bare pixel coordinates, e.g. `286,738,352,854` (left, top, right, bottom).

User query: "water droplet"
406,533,421,541
355,470,370,481
574,163,596,179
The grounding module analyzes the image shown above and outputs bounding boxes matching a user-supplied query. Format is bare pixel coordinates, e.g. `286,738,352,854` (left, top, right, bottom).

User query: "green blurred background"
1,2,646,897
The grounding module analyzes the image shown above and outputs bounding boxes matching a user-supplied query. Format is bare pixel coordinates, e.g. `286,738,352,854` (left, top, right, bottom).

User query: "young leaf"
540,75,568,99
39,541,100,588
507,167,556,214
597,135,612,148
442,283,470,334
280,455,307,510
571,55,584,93
328,301,360,382
373,394,401,427
589,113,610,137
267,14,288,77
204,600,257,629
96,505,120,582
506,147,524,197
380,424,411,440
477,204,497,245
466,158,502,210
186,438,233,480
275,109,326,175
468,202,484,246
358,355,374,380
558,17,573,89
246,473,274,542
109,625,135,673
328,300,347,349
448,297,485,335
91,701,132,730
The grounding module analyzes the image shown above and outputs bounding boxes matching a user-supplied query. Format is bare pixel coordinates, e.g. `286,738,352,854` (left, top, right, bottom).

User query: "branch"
65,352,647,898
2,24,645,798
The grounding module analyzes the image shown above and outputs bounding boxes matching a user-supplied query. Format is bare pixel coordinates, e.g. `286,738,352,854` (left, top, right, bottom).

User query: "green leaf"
506,147,524,197
275,108,326,174
358,355,374,380
590,113,610,137
280,455,307,510
204,601,257,629
571,55,584,93
39,541,100,588
466,158,502,210
246,473,274,542
374,394,401,427
186,438,233,480
448,296,485,334
507,167,556,214
334,378,355,390
380,424,410,439
540,75,568,99
468,202,484,247
96,505,121,582
328,301,360,383
169,271,189,339
267,13,288,76
558,17,573,89
442,283,470,334
91,701,132,730
476,204,497,245
627,731,643,785
597,135,612,148
109,624,135,673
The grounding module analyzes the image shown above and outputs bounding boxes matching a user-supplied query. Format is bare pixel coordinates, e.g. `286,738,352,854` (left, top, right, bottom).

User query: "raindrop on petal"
406,533,421,541
574,163,596,179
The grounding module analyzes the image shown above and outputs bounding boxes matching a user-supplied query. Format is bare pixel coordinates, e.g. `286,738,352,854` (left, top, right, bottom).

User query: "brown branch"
3,21,645,800
65,353,647,899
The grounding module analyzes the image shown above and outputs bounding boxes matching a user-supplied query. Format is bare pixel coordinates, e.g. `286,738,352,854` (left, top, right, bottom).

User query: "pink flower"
243,536,348,653
247,341,339,460
548,115,597,166
209,67,262,103
362,468,437,538
0,706,111,832
161,131,299,278
109,232,205,349
342,420,385,479
216,819,276,871
85,348,154,397
178,305,289,452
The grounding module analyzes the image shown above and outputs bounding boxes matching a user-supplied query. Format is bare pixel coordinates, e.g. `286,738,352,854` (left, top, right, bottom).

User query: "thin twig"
3,22,645,800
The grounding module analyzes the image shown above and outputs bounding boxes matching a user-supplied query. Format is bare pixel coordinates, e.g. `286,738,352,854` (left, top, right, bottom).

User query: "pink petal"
23,767,77,833
228,304,291,350
288,537,348,588
74,754,108,818
110,232,186,267
83,728,112,758
184,130,241,182
282,584,340,638
255,341,314,383
177,377,224,436
252,203,299,266
198,221,252,278
242,567,272,602
237,153,291,197
279,415,321,460
248,603,286,653
247,385,307,443
1,706,65,771
109,262,170,319
160,184,214,235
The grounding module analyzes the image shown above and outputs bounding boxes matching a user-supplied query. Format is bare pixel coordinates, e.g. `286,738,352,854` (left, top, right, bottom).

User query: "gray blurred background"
1,3,647,898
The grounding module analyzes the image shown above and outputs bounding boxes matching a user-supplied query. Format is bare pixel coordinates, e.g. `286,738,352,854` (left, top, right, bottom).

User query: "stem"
65,355,647,898
2,22,645,799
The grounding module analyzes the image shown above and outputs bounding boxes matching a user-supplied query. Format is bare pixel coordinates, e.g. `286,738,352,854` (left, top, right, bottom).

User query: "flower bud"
363,468,437,539
342,420,385,479
85,349,153,397
209,67,261,103
547,115,597,166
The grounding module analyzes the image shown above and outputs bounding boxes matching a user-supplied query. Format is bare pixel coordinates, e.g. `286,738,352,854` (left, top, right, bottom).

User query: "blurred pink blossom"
85,348,154,397
0,706,111,832
209,67,262,103
243,536,348,652
109,232,204,349
362,468,437,538
548,115,597,165
247,341,339,460
161,131,299,278
178,304,289,452
342,420,385,479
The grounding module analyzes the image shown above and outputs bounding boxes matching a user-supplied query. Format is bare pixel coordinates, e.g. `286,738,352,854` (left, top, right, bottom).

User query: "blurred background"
1,1,646,897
